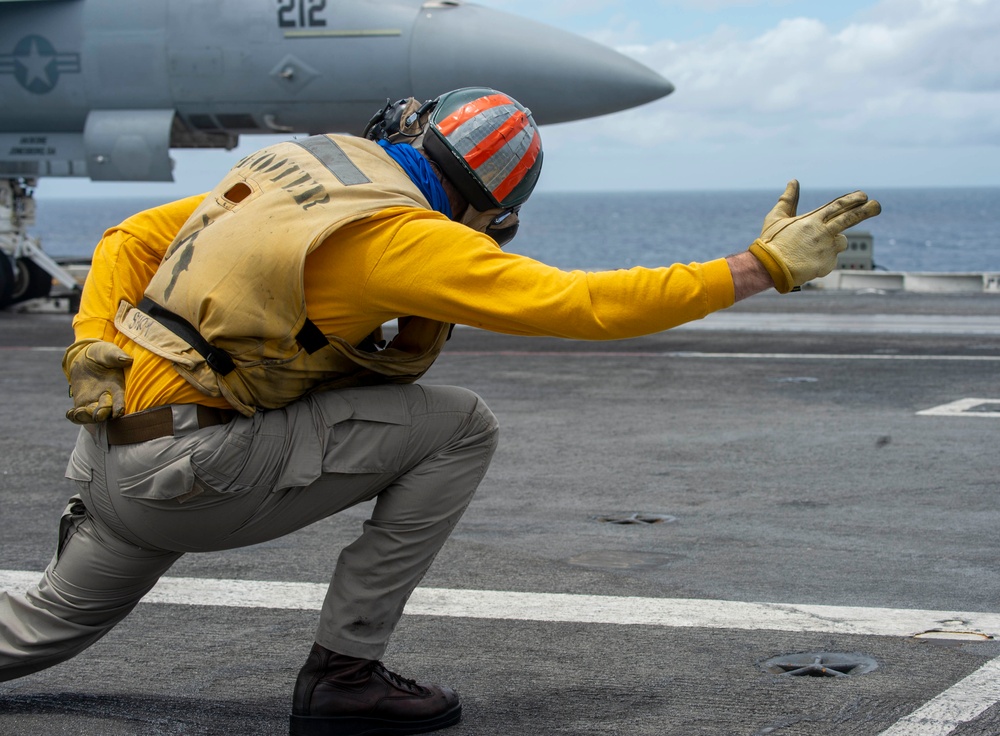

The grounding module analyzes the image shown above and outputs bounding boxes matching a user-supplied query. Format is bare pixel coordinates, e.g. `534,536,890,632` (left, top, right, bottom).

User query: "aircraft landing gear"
0,177,78,310
9,255,53,303
0,250,13,307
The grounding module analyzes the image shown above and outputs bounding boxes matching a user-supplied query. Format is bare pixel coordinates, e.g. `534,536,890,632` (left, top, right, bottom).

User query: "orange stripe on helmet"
491,127,541,203
462,110,529,170
435,93,513,137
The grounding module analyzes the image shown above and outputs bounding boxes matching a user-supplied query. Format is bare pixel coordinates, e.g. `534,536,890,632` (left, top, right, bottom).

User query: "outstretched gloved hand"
749,180,882,293
62,338,133,424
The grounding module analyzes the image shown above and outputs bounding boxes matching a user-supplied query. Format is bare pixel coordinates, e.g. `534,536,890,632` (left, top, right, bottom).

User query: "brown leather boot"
289,643,461,736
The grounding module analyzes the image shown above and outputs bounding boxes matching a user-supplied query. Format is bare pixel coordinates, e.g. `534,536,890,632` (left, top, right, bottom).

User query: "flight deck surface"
2,290,998,735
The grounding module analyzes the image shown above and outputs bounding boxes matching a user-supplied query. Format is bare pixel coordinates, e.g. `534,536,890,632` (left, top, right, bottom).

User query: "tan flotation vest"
116,135,451,416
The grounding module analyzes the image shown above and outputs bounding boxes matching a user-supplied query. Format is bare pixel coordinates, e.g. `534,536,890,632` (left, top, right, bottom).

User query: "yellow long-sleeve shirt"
74,195,735,413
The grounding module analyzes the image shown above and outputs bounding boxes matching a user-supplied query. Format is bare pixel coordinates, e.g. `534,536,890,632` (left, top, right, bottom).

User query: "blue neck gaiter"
377,140,452,219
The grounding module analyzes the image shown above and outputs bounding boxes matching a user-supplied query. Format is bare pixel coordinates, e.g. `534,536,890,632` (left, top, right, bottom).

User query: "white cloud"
551,0,622,15
578,0,1000,152
657,0,795,8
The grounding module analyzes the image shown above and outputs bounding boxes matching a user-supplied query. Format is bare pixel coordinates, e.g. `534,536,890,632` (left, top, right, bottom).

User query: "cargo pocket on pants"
64,448,92,491
317,388,412,474
62,453,94,555
118,454,196,501
56,495,88,558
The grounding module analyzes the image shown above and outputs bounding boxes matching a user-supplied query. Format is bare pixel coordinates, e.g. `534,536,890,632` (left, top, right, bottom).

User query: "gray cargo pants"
0,383,498,682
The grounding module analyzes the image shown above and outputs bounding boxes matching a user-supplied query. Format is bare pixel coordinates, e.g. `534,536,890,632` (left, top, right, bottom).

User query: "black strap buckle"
139,297,237,376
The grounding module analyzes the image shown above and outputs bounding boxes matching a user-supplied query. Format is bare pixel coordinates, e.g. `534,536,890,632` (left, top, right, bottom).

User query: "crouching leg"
0,496,180,682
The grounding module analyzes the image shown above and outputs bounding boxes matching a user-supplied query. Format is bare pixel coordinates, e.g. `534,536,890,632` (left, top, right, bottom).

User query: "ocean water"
29,187,999,273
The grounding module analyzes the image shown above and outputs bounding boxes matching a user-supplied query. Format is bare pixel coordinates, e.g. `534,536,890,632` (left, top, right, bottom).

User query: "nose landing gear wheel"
0,254,14,308
10,256,53,303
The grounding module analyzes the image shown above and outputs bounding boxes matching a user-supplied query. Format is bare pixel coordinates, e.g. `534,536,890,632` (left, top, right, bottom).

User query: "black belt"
104,405,236,446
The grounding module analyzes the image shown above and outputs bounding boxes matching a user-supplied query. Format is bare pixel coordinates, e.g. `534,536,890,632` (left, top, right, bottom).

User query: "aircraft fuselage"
0,0,673,182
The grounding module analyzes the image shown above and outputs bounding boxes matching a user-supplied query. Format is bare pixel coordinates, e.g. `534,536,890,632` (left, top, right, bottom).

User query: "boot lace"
371,661,425,693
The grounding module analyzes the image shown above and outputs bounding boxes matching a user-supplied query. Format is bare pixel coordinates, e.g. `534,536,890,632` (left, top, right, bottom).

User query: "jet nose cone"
410,2,673,124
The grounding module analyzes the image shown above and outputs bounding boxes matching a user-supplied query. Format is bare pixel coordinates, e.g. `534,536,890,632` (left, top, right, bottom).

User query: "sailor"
0,87,880,736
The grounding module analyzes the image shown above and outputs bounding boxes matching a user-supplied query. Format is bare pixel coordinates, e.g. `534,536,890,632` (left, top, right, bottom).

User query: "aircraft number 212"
277,0,328,29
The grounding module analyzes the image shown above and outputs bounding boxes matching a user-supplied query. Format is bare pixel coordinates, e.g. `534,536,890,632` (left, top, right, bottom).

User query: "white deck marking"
918,398,1000,418
448,350,1000,362
661,352,1000,362
2,569,997,637
0,570,1000,637
3,569,997,734
878,656,1000,736
412,591,1000,639
681,313,1000,336
15,345,1000,362
449,314,1000,336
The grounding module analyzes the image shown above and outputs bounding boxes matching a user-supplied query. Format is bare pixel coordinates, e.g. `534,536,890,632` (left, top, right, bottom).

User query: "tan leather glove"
62,339,133,424
749,180,882,293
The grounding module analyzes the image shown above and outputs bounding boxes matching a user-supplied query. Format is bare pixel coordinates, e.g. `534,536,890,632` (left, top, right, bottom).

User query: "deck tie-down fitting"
762,652,878,678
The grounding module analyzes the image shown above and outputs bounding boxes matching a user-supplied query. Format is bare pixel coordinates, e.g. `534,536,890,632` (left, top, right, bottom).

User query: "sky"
37,0,1000,198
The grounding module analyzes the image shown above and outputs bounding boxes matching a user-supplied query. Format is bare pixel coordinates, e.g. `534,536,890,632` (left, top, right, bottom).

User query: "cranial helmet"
365,87,543,213
422,87,543,212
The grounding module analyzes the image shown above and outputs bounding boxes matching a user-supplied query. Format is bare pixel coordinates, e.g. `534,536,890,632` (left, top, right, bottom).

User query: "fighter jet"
0,0,674,307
